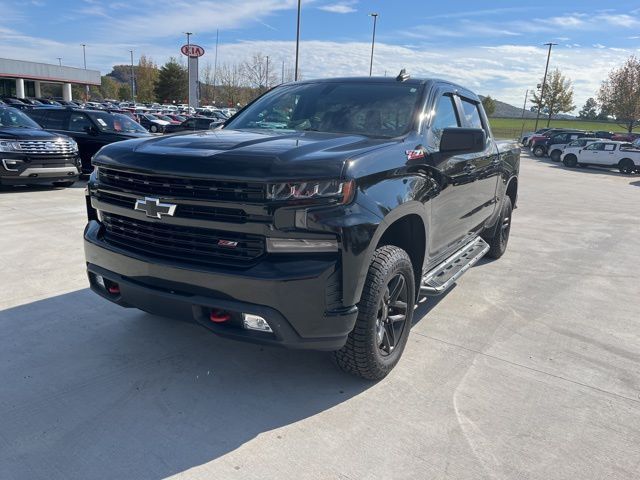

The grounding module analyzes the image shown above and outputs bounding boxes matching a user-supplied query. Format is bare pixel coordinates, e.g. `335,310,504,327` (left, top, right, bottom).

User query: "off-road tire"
484,196,512,259
333,245,415,380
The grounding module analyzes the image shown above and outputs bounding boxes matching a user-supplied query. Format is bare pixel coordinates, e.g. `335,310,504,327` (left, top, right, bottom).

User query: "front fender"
341,174,433,306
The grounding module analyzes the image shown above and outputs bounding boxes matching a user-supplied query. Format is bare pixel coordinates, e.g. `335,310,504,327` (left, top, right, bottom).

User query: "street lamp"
534,42,557,131
294,0,301,81
265,55,270,90
130,50,136,103
369,13,379,76
81,44,89,101
57,57,62,66
184,32,193,109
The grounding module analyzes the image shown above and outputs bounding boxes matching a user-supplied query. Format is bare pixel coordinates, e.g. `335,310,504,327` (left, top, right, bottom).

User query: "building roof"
0,58,101,85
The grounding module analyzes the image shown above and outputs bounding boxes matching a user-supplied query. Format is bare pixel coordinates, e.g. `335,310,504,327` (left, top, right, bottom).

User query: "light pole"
184,32,193,109
81,44,89,101
57,57,62,66
520,89,530,138
369,13,379,76
212,29,219,104
534,42,557,131
130,50,136,103
265,55,269,90
294,0,301,81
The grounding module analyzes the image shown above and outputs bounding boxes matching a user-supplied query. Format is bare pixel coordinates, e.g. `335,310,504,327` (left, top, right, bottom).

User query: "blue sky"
1,0,639,109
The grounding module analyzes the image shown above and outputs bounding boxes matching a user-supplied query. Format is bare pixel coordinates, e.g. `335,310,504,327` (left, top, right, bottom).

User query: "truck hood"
93,128,399,181
0,127,70,141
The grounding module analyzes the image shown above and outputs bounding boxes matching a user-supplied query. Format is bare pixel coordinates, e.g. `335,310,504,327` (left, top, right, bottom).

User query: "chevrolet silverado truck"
0,105,80,187
84,74,520,380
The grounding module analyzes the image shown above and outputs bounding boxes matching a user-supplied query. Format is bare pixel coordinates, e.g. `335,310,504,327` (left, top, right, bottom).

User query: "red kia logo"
181,44,205,57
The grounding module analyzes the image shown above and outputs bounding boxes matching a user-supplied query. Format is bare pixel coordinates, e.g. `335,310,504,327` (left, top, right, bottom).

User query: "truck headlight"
266,179,354,203
0,139,21,152
69,139,79,152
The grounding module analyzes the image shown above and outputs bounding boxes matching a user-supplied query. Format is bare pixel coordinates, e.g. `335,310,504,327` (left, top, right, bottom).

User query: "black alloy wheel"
375,273,409,357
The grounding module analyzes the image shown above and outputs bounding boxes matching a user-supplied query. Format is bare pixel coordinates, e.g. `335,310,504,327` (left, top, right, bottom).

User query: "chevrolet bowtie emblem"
134,197,177,219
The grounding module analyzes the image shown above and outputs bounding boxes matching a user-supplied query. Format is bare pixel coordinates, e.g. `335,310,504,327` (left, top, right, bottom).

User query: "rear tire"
550,149,562,162
563,154,578,168
484,196,512,260
619,158,635,174
532,145,545,157
333,245,415,380
150,125,158,133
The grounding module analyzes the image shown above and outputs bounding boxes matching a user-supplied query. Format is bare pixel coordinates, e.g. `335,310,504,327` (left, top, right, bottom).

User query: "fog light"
243,314,273,332
94,274,106,289
266,238,338,253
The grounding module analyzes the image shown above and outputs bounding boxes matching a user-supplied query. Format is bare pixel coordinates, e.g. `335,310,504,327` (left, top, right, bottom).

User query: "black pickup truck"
84,74,520,379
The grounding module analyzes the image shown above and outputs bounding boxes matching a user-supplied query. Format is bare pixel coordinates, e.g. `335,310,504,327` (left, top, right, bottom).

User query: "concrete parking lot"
1,153,639,480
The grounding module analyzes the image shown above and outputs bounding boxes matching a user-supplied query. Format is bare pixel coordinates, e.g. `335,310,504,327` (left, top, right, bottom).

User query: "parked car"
165,114,186,123
561,140,639,173
611,132,640,142
525,128,579,148
521,128,551,146
559,138,604,162
0,106,80,187
594,130,615,139
33,98,62,106
84,75,520,380
163,116,221,133
27,107,152,173
136,113,170,133
532,131,593,160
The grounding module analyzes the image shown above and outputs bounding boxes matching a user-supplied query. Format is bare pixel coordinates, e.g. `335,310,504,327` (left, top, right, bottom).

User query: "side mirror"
439,128,486,155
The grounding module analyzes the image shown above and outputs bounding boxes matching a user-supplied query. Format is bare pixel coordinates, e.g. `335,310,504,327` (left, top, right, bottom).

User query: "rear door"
579,142,603,163
455,96,500,232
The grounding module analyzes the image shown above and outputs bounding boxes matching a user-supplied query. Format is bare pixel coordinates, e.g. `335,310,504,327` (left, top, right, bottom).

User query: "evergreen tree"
155,58,187,103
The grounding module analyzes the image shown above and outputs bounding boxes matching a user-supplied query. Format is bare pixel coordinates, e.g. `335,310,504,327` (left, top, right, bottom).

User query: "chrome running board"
420,237,490,295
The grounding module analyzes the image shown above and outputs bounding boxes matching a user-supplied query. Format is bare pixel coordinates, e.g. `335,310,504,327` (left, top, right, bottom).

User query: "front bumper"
0,153,80,185
84,221,358,350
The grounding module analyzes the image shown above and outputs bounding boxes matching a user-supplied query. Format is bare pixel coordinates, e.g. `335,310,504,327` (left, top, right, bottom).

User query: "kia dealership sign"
181,44,205,57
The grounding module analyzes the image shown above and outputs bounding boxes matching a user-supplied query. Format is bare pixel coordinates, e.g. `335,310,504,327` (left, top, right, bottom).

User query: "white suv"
562,140,640,174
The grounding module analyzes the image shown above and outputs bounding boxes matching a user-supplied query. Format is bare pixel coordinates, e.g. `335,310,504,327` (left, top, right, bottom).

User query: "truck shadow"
0,289,371,479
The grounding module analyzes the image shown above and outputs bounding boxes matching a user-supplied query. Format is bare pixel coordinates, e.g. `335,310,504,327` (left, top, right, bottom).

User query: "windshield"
226,81,423,138
0,107,41,129
89,112,148,133
155,114,172,122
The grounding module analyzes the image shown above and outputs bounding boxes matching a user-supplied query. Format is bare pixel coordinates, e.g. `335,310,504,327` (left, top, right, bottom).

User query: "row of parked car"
520,127,640,174
0,96,238,188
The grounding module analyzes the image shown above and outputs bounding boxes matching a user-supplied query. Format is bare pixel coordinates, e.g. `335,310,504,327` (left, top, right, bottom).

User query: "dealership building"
0,58,100,101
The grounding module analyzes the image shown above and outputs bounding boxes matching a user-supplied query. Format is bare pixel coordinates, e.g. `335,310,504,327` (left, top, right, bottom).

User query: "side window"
603,144,616,151
183,119,195,128
69,112,93,132
197,119,213,128
584,143,598,150
429,94,460,149
460,98,484,131
41,110,67,129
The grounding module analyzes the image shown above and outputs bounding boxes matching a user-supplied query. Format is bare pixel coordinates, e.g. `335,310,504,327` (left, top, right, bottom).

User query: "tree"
241,53,279,93
218,63,245,107
578,97,598,120
155,58,187,103
136,55,159,103
99,75,120,100
118,84,132,100
531,69,575,126
481,96,496,116
598,56,640,133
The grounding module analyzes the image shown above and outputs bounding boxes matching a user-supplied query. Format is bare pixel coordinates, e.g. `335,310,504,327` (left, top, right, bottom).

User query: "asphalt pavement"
1,152,639,480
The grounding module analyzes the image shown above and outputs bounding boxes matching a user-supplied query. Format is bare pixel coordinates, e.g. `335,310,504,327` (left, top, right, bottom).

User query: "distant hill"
480,95,575,120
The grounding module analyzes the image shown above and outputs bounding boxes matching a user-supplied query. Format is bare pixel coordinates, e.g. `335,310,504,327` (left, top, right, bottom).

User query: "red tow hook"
210,310,231,323
107,284,120,294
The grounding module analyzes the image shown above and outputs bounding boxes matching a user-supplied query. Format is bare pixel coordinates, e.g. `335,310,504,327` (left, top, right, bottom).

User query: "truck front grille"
95,190,249,223
101,213,264,267
17,139,77,156
98,167,266,202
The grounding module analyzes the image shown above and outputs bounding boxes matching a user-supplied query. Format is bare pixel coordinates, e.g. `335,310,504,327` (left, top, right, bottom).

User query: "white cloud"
318,3,357,14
